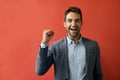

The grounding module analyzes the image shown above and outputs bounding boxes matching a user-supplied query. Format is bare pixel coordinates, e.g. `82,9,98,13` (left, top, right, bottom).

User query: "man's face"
64,12,82,38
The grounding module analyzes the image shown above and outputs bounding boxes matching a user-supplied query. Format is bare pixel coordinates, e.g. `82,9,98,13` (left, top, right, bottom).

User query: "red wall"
0,0,120,80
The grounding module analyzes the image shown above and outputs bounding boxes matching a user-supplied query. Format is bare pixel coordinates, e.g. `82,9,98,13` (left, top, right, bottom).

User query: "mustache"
69,26,79,30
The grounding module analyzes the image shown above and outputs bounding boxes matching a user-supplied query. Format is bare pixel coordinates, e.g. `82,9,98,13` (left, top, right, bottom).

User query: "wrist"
41,42,48,48
41,39,48,43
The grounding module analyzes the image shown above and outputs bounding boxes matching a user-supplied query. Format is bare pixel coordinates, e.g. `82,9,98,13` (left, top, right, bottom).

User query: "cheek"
64,24,69,29
77,24,82,28
64,22,72,30
65,26,70,31
65,27,69,30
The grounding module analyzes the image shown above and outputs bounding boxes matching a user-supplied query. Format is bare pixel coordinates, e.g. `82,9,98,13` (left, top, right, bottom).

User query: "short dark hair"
64,7,82,22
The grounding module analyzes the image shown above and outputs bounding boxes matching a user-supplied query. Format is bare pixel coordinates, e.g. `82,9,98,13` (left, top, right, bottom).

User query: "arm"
35,29,54,75
35,45,54,75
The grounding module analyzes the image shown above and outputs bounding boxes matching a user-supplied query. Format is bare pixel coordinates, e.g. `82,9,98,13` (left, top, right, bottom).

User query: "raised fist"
42,29,54,43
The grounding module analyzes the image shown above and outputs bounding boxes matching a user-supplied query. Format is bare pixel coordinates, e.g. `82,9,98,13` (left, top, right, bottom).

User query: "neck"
68,34,81,43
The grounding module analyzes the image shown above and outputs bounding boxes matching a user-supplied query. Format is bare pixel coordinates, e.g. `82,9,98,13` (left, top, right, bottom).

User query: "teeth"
70,27,77,29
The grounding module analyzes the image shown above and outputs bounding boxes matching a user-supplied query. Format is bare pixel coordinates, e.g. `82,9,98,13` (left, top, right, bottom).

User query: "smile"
70,28,78,31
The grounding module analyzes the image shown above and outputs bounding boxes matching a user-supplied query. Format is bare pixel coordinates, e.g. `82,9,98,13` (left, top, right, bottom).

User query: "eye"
75,19,81,23
67,19,72,23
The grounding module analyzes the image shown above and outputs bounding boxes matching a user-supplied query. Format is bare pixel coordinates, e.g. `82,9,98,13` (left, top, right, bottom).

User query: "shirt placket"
73,43,77,80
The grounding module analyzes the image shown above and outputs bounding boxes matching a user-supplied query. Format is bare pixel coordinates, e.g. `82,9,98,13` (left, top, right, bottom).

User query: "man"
35,7,103,80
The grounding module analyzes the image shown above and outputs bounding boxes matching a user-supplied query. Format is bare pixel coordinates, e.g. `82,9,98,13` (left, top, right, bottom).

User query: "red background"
0,0,120,80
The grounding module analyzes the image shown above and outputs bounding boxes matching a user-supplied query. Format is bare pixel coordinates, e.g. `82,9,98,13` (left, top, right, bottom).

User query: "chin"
70,33,78,37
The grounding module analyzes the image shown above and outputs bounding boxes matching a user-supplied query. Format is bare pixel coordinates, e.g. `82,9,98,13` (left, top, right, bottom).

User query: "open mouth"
70,28,78,31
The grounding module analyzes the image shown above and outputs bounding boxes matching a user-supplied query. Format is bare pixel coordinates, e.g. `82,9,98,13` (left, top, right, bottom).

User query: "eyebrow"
67,18,81,21
67,17,80,20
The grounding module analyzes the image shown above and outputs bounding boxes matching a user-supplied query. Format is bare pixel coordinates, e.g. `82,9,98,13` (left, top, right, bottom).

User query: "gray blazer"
35,37,103,80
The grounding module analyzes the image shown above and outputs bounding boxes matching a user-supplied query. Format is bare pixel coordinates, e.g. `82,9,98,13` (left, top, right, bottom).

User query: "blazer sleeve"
94,42,103,80
35,44,54,75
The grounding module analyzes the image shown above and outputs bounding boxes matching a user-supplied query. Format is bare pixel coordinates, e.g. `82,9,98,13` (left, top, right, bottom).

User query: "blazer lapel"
82,37,90,71
61,37,69,79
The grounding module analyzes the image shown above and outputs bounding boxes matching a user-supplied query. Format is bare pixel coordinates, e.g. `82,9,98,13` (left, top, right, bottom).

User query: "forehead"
66,12,80,19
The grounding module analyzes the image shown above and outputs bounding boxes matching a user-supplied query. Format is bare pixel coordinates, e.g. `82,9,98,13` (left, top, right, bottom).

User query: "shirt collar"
67,35,83,45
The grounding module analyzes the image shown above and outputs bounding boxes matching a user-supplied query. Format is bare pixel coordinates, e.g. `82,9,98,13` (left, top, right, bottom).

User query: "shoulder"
82,37,99,47
51,37,66,46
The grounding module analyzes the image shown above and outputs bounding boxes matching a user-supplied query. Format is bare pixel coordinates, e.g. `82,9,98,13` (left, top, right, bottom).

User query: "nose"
71,21,76,26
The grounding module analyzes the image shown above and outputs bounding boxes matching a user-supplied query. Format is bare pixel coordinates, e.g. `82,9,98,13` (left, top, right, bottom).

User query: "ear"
63,21,66,28
80,22,83,26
